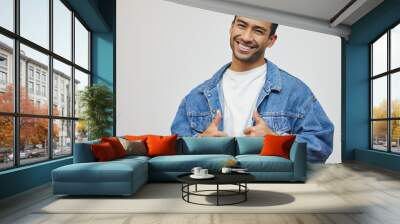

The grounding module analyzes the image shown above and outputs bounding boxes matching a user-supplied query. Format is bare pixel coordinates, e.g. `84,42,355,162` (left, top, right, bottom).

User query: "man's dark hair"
232,16,278,37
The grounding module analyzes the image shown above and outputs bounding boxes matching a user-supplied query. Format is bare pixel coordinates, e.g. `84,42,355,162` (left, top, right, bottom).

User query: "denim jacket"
171,59,334,163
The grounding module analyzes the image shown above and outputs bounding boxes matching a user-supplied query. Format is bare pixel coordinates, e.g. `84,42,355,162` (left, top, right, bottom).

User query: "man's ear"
266,34,277,48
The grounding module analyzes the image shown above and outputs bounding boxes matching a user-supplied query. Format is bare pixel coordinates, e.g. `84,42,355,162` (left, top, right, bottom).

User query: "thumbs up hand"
198,110,228,137
243,111,277,136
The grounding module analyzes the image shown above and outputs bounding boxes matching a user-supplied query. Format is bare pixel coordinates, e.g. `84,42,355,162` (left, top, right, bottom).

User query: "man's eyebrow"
236,19,248,25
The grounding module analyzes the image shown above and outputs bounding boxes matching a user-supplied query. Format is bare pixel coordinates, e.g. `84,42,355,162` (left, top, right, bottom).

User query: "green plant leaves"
79,84,113,140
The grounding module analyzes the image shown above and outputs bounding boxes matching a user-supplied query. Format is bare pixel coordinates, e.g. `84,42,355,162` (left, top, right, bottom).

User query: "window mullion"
388,30,391,153
13,0,20,167
48,0,54,160
370,45,373,149
71,10,76,155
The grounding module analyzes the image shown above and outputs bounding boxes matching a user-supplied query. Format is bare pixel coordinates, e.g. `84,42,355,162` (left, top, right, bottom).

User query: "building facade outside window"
0,71,6,85
0,54,8,91
28,81,33,94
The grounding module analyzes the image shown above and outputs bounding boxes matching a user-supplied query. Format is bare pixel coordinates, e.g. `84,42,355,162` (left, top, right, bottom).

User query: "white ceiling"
226,0,353,22
164,0,384,38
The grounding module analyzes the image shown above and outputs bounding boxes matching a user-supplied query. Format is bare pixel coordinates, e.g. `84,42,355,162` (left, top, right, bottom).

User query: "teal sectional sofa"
52,137,307,196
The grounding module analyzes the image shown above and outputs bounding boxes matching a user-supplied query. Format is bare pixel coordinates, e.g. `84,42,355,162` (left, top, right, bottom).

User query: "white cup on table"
191,167,202,176
199,169,208,176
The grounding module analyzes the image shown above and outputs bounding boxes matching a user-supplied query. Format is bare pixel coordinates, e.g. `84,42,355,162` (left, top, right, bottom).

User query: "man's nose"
241,29,253,42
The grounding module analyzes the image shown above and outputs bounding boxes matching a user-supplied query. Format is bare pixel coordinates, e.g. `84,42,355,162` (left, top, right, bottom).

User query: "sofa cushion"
115,155,150,163
124,134,156,150
91,142,118,161
260,134,296,159
101,137,127,158
177,137,236,155
148,154,235,172
118,138,147,156
52,158,148,183
147,135,177,157
124,135,153,141
236,155,293,172
74,139,100,163
235,137,263,155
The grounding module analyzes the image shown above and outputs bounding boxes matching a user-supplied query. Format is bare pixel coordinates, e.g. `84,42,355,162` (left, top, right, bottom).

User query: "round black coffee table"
177,173,255,206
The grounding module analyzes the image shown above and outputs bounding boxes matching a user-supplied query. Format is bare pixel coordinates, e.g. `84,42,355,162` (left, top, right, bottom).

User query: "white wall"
117,0,341,163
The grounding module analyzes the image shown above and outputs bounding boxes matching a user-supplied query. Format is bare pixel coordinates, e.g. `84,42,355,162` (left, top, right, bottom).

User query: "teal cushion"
177,137,235,155
53,159,147,183
235,137,264,155
116,155,150,163
236,155,293,172
149,154,235,172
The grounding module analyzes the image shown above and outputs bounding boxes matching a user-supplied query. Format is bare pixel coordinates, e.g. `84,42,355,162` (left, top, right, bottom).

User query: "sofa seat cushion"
53,159,147,183
149,154,235,172
236,155,293,172
116,155,150,163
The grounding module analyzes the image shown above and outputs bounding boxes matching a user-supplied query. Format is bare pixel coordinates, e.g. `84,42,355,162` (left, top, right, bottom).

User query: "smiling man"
171,16,334,163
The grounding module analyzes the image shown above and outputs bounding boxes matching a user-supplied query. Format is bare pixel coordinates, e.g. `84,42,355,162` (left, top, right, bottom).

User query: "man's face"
229,16,277,63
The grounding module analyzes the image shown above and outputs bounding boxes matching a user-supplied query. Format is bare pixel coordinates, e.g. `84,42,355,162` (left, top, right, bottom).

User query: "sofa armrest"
289,141,307,181
73,140,100,163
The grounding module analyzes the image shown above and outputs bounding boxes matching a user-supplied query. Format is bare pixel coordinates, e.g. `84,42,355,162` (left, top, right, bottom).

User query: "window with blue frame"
371,22,400,153
0,0,91,171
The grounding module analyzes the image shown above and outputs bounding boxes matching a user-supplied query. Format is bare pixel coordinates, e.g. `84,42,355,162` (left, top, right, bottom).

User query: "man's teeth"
238,43,252,51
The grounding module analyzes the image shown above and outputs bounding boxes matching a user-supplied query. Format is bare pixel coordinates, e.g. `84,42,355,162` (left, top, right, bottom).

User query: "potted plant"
79,84,113,140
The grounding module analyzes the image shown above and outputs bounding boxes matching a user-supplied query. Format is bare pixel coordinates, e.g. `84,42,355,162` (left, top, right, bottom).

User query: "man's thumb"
212,110,222,126
253,110,262,123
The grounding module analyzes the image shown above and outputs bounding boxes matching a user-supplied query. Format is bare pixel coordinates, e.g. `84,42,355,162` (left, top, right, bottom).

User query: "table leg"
181,184,183,199
245,183,247,201
195,184,197,192
217,184,219,206
187,184,190,202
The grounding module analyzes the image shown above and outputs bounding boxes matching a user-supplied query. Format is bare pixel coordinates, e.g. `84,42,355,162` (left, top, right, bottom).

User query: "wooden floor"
1,162,400,224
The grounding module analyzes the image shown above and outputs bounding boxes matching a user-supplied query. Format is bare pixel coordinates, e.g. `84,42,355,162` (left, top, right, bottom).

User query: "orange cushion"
259,134,296,159
124,135,154,141
146,135,177,157
101,137,127,158
91,142,118,161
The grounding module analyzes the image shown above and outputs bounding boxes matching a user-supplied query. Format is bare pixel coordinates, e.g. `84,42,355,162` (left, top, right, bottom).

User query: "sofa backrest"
74,136,269,162
177,137,236,155
73,139,100,163
235,137,264,155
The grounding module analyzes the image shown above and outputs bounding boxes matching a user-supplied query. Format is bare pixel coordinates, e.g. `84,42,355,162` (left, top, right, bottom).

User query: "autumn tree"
372,98,400,143
75,119,87,142
0,84,60,153
372,99,387,140
0,85,14,150
391,99,400,142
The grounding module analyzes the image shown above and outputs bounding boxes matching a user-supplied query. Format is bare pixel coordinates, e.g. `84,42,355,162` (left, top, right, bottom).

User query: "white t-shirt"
221,63,267,136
